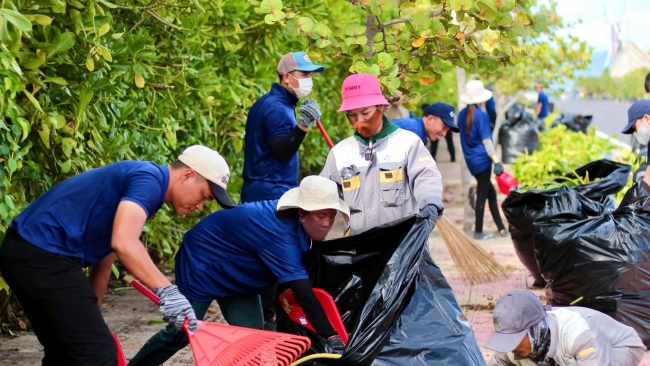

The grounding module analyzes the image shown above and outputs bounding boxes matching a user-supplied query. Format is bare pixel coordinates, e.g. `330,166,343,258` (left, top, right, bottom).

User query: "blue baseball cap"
622,100,650,134
485,290,545,353
423,103,459,132
277,52,325,75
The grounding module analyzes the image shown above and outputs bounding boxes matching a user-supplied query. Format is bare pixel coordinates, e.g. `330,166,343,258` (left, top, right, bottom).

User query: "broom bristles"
436,216,509,285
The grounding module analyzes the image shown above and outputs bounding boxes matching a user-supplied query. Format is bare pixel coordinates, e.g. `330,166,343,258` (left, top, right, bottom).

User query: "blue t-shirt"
392,117,427,145
485,97,496,120
174,200,310,302
458,106,493,176
537,91,549,119
10,161,168,267
241,83,300,203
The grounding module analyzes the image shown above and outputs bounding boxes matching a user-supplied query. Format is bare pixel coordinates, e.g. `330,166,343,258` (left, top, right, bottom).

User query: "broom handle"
316,121,334,149
124,275,160,305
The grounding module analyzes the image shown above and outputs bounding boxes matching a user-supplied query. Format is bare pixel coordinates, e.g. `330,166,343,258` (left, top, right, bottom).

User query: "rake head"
186,320,312,366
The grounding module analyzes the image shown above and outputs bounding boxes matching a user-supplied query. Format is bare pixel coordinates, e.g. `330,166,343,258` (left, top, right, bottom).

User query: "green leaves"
47,32,75,57
344,24,366,46
76,88,94,122
287,17,314,35
0,9,32,32
313,24,332,48
260,0,285,24
448,0,473,11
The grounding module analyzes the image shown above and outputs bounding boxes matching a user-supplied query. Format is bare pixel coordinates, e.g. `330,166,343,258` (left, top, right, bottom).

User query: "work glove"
154,285,198,332
297,98,322,129
416,204,441,230
493,162,504,176
326,335,345,355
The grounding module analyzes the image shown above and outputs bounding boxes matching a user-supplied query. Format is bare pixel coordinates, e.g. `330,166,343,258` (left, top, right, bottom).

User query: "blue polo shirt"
174,200,310,302
241,83,300,203
10,161,168,267
458,106,493,176
392,117,427,145
537,91,549,119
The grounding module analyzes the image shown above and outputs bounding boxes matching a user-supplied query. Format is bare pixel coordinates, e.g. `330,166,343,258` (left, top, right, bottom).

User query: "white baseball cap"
177,145,235,209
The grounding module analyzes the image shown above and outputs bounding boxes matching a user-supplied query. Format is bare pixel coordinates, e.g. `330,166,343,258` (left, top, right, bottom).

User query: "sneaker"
499,229,510,238
473,232,494,240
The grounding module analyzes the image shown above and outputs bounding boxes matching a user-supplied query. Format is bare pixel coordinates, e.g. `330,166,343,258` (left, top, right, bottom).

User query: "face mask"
288,74,313,98
636,123,650,145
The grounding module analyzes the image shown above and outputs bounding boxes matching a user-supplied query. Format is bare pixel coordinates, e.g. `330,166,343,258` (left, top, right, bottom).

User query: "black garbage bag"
275,216,485,366
533,181,650,346
551,114,593,133
502,160,631,287
498,103,539,164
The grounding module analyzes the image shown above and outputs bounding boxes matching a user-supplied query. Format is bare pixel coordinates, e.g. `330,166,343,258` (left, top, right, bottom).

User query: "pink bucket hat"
338,73,390,112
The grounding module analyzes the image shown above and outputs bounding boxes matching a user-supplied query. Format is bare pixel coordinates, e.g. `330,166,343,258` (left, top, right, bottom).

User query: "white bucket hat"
460,80,493,105
277,176,350,221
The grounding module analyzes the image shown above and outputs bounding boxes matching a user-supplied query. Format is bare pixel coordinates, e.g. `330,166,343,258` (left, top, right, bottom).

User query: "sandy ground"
2,136,650,365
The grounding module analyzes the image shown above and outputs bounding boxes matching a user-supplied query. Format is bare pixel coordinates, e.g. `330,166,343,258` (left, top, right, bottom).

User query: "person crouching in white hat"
129,176,349,366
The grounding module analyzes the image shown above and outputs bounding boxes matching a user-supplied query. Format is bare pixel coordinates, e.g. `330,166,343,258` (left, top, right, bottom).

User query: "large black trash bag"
275,216,485,366
502,160,631,287
533,181,650,346
551,114,593,133
498,103,539,164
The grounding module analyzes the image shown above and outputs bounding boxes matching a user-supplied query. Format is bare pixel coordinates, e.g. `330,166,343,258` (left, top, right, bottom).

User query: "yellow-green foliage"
513,124,637,192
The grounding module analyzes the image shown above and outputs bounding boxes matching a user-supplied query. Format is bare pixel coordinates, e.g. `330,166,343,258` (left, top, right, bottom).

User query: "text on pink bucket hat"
338,73,390,112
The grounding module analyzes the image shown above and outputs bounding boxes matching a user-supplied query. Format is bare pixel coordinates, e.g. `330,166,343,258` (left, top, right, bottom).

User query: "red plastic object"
279,288,349,345
496,171,519,195
186,319,311,366
125,276,312,366
111,332,127,366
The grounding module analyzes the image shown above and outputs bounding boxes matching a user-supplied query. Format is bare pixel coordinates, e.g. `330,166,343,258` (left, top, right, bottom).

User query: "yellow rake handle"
291,353,342,365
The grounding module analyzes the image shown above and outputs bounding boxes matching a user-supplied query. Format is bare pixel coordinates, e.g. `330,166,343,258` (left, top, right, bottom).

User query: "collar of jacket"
270,82,299,107
353,116,400,146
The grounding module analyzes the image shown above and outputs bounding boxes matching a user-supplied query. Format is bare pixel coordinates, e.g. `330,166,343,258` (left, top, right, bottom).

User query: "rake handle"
123,275,160,305
316,121,334,149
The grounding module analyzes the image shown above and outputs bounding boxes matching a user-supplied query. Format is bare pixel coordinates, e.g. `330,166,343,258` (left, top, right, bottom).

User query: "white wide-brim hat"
277,176,350,221
460,80,493,105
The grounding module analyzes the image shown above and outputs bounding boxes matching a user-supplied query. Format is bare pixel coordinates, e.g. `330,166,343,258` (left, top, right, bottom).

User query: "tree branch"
382,17,412,28
380,8,444,29
144,9,188,31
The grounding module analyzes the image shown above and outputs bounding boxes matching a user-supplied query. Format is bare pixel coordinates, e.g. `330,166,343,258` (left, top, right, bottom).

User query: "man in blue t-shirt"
0,145,234,366
129,176,350,366
392,103,459,162
536,84,549,121
241,51,325,203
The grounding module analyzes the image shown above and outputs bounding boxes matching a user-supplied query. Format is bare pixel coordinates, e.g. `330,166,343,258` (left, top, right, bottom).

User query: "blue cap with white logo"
277,51,325,75
424,102,459,132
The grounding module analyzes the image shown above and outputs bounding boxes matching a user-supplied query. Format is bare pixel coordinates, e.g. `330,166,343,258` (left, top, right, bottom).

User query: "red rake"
123,276,313,366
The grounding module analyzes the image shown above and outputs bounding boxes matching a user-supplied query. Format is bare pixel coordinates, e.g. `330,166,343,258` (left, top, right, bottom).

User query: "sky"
553,0,649,52
545,0,649,79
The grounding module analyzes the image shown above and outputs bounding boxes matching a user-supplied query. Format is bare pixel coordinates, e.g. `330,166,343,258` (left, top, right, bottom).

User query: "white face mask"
288,74,313,98
636,121,650,145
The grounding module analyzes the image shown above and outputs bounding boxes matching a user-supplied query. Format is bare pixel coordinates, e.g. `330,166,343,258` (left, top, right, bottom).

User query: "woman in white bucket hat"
130,176,349,365
458,80,509,240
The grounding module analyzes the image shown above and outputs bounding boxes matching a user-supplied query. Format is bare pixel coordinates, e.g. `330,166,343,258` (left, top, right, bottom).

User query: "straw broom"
315,119,508,285
436,216,509,285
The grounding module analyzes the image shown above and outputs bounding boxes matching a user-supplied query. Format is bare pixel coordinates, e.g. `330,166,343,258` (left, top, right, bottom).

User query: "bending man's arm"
89,253,116,306
111,200,171,290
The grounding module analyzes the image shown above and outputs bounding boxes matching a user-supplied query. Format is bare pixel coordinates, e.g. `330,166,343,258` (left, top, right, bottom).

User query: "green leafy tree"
260,0,564,105
576,68,649,101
